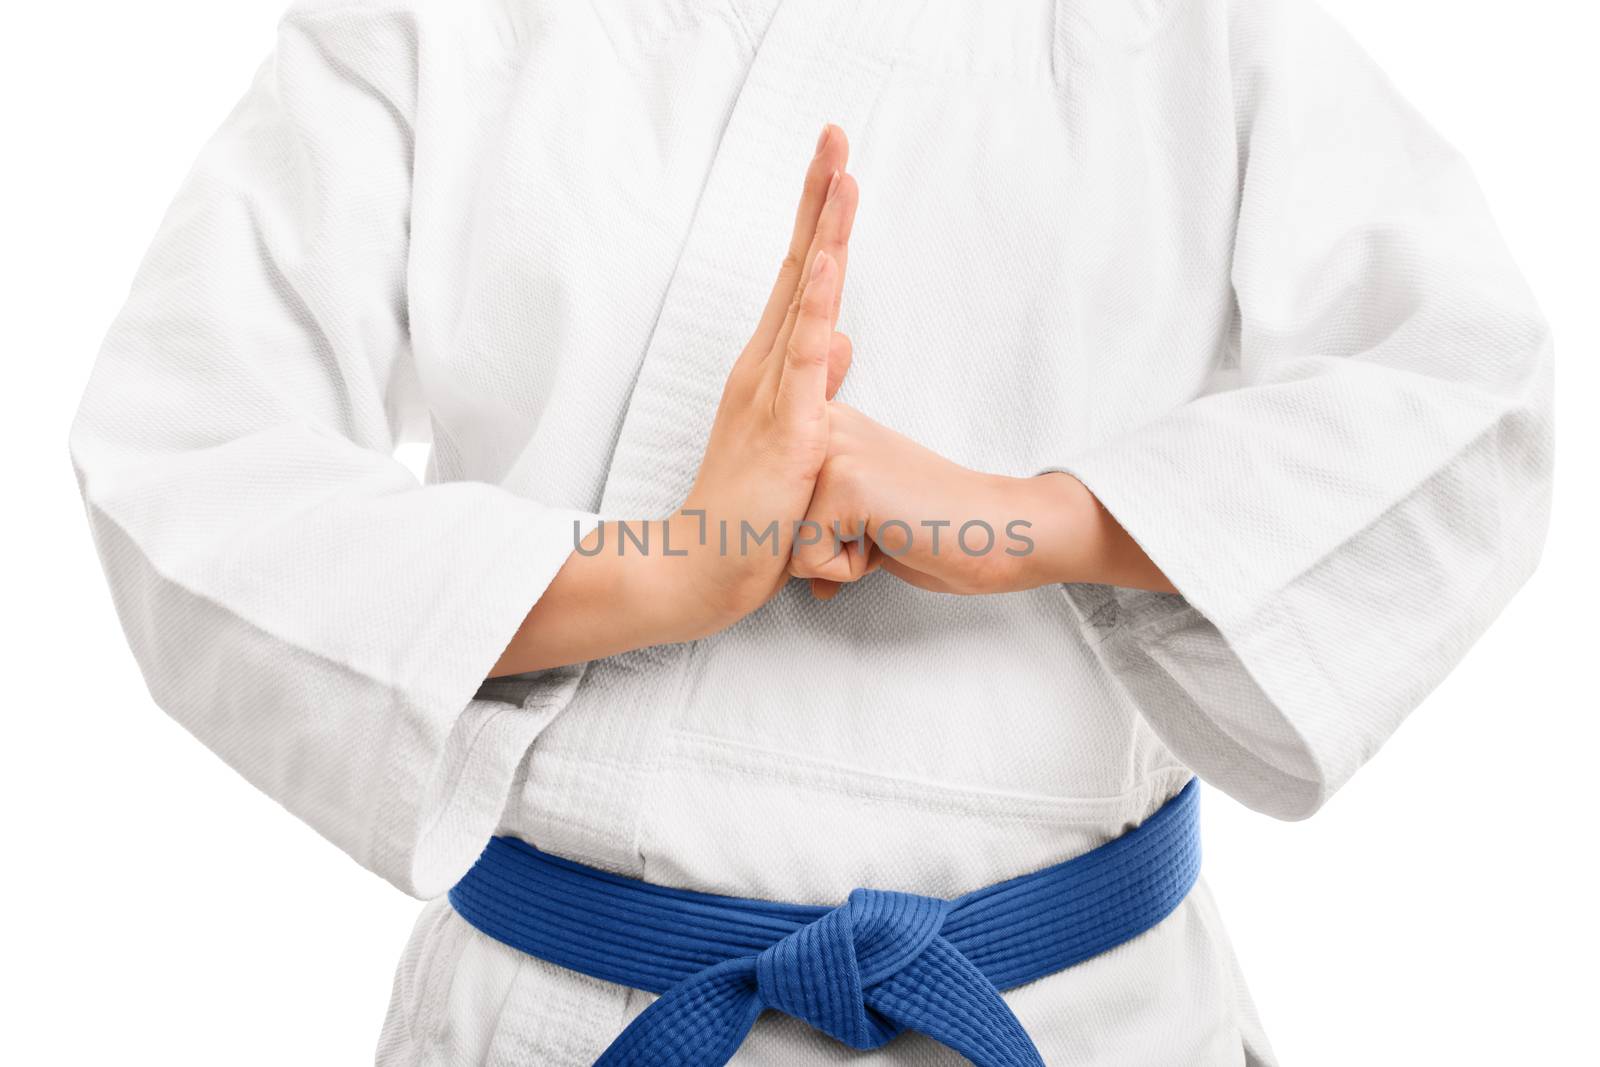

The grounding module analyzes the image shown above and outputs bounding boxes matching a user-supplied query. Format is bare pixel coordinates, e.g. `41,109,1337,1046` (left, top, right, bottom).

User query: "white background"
3,1,1595,1063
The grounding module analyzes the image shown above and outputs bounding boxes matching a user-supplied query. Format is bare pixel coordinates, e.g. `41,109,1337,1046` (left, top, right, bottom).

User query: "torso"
387,1,1261,1062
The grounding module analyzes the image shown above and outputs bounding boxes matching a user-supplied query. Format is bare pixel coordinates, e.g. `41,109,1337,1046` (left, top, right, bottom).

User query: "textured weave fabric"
69,0,1552,1063
448,780,1199,1064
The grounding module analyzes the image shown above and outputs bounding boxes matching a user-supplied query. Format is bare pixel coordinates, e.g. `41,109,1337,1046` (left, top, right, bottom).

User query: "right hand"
662,124,860,636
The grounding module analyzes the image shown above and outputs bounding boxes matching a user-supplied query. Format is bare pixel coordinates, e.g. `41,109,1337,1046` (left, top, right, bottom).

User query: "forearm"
490,519,719,676
1015,472,1176,594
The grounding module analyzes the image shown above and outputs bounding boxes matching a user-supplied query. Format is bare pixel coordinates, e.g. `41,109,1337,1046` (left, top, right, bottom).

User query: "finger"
773,249,839,423
812,550,889,601
793,544,858,584
826,540,874,584
791,515,874,585
825,331,852,400
747,126,850,358
810,578,843,600
766,170,858,373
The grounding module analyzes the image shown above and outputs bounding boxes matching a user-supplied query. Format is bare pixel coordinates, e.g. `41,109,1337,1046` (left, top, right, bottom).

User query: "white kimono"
68,0,1553,1063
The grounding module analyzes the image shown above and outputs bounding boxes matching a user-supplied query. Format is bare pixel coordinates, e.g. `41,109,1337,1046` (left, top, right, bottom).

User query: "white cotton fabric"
68,0,1553,1063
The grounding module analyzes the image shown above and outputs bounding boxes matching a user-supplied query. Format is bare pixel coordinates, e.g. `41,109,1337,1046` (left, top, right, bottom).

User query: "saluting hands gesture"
491,127,1168,677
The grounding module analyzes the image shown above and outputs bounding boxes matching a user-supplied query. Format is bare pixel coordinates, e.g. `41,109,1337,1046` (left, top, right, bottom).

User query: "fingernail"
825,170,841,203
815,123,831,154
811,250,835,283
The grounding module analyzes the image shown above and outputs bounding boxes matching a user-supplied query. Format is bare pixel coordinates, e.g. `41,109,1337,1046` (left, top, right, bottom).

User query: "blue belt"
449,777,1200,1066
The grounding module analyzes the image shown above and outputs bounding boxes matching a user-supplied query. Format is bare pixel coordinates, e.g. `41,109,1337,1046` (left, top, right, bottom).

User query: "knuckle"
818,556,854,583
799,282,831,317
778,251,804,281
785,337,824,367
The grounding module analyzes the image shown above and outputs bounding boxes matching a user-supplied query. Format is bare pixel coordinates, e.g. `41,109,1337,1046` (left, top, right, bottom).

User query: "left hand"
788,402,1176,599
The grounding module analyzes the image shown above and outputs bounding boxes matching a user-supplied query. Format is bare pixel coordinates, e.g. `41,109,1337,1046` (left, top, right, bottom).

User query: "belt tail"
870,936,1046,1067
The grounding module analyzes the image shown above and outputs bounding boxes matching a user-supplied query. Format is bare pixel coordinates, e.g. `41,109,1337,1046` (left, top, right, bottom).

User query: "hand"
491,126,858,674
665,127,858,632
787,403,1176,599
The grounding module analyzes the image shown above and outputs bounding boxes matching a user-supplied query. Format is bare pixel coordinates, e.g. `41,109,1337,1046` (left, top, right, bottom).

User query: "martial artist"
70,0,1552,1062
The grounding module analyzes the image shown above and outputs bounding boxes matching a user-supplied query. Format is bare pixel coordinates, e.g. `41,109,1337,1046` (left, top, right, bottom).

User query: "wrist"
609,517,727,648
1018,472,1178,594
1008,471,1102,588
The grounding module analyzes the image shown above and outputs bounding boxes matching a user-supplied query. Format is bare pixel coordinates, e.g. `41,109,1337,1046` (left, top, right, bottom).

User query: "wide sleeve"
67,1,598,897
1047,0,1554,819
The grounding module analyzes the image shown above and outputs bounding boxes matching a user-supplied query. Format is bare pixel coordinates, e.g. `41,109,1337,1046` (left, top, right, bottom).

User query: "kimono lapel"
597,0,930,520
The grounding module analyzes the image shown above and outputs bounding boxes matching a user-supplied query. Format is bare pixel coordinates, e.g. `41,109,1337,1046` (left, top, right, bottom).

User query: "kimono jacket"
68,0,1553,1063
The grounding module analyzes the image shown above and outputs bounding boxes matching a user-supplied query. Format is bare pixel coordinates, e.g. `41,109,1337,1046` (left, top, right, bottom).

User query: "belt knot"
754,888,950,1050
